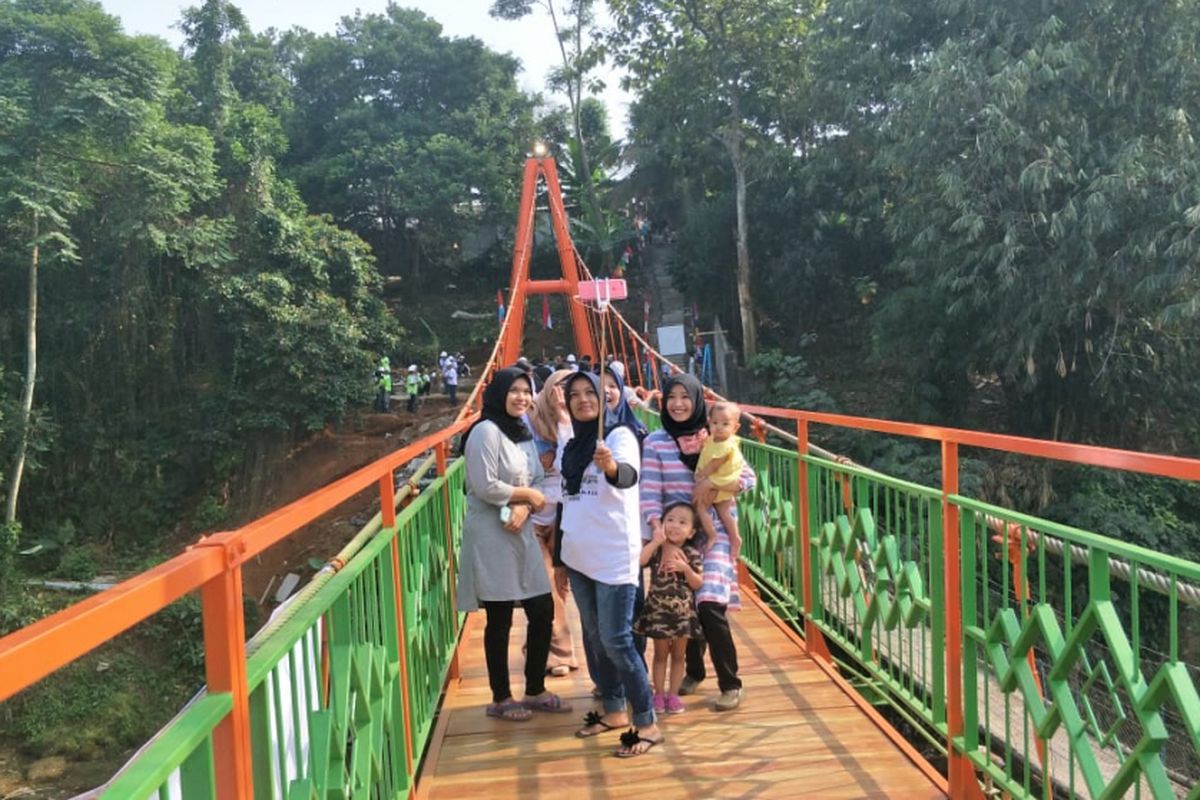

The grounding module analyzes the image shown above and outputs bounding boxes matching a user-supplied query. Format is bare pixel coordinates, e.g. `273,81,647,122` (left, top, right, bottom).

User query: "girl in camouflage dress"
633,502,704,715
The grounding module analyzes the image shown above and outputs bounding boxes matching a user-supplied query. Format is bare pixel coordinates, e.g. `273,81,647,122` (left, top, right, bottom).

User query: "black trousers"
447,384,457,406
685,602,742,692
482,594,554,704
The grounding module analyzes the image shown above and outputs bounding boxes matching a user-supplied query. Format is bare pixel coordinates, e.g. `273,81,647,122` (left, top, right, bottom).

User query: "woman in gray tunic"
457,366,572,721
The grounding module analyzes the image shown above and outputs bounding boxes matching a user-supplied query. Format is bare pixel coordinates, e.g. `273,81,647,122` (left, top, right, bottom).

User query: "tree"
490,0,615,265
609,0,820,361
0,0,398,547
865,0,1200,442
0,0,174,523
280,5,538,281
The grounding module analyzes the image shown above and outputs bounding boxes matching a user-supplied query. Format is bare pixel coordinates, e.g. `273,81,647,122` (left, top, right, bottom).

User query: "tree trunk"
6,209,39,525
723,130,757,362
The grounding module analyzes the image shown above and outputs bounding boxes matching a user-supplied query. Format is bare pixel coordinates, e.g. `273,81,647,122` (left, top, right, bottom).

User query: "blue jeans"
568,569,656,728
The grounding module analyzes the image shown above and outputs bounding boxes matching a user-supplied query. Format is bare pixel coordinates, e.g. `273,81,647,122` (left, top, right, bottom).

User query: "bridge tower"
497,155,596,366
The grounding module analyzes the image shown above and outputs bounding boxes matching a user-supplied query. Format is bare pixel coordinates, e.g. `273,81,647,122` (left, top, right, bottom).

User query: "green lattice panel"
300,641,405,799
981,596,1200,800
737,451,800,613
818,508,931,662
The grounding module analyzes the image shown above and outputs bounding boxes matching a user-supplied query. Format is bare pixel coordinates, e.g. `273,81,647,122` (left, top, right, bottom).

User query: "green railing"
103,459,466,799
733,432,1200,800
957,497,1200,800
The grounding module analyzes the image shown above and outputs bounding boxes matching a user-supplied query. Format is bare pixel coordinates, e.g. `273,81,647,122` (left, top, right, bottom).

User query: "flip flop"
575,709,618,738
614,728,665,758
485,699,532,722
523,692,573,713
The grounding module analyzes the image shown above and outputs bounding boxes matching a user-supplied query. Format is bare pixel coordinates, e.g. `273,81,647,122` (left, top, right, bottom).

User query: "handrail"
738,404,1200,482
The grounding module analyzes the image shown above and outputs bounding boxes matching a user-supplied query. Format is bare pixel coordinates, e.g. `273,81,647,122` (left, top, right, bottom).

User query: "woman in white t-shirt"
526,369,578,677
556,371,663,758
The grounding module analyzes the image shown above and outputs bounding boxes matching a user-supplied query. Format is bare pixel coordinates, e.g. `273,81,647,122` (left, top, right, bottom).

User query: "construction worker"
375,356,393,412
443,352,459,407
406,365,421,413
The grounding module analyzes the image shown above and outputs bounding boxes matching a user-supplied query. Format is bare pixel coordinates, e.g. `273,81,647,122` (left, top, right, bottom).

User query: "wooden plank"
417,593,945,799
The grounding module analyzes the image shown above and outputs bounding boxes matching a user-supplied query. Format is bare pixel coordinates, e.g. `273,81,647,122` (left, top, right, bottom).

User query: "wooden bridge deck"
416,588,946,799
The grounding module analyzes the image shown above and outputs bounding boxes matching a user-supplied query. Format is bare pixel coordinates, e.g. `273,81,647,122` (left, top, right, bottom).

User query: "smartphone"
499,506,513,525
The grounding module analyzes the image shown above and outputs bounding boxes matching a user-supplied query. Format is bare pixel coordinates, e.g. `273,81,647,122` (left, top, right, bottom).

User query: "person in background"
516,356,540,392
406,365,421,413
456,367,570,721
533,356,553,386
579,354,593,375
565,354,578,372
607,361,644,408
442,352,459,407
375,356,392,412
437,350,450,392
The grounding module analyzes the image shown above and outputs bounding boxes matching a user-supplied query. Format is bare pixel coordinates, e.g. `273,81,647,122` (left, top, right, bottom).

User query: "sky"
95,0,632,135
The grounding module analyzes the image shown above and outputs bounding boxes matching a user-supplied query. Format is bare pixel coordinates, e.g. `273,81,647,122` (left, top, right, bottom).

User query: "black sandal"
575,709,618,738
614,728,665,758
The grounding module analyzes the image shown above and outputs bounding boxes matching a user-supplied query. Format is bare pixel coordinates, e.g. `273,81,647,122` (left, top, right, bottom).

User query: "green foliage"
279,6,538,282
1047,471,1200,556
190,493,228,531
0,0,402,548
845,0,1200,443
0,578,52,637
749,346,836,412
0,520,19,600
144,595,208,673
54,546,97,582
5,647,197,760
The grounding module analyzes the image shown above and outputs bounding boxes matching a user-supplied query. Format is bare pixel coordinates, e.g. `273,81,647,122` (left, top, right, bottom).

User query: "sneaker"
678,675,703,696
653,692,666,713
714,688,743,711
664,694,686,714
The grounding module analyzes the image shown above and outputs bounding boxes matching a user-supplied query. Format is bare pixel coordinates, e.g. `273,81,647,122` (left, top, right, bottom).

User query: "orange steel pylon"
497,156,595,368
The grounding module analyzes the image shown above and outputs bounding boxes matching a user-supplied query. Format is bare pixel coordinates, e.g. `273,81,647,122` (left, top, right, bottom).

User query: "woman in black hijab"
557,371,664,756
658,373,708,470
457,367,572,721
639,371,755,713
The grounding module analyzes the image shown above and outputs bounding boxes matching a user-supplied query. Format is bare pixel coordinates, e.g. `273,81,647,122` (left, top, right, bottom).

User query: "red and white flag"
541,295,553,330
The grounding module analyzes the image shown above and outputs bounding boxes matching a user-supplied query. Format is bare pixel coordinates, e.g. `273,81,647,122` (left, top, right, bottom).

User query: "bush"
749,345,836,412
54,546,99,582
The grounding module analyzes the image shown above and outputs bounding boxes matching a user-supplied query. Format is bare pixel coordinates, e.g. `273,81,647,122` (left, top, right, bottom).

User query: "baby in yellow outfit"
695,401,745,562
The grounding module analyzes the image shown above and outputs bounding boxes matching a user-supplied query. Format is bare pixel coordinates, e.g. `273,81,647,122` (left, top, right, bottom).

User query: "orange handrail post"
941,442,984,799
436,440,461,681
389,524,417,780
797,418,832,660
380,472,396,531
196,534,254,798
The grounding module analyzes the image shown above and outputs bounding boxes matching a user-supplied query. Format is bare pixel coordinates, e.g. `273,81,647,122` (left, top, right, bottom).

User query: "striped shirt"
640,429,756,608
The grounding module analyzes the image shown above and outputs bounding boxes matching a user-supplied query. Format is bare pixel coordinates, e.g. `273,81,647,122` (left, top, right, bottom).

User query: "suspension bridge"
1,157,1198,799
